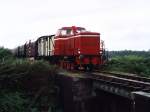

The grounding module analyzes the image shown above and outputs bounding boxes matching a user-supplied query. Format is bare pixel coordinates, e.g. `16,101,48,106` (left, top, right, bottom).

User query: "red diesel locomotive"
14,26,107,70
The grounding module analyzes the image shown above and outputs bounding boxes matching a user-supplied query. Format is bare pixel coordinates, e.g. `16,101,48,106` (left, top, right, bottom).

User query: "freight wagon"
37,35,55,57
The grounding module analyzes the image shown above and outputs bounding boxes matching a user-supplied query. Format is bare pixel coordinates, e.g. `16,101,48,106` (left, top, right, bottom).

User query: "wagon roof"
37,35,55,41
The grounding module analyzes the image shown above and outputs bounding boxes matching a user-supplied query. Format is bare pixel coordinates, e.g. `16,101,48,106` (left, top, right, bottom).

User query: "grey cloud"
0,0,150,51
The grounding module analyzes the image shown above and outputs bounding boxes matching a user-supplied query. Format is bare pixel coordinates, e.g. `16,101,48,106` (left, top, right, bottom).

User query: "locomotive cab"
54,26,86,56
55,26,86,36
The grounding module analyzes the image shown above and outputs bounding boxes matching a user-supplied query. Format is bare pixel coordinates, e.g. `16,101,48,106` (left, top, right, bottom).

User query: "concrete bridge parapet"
57,73,150,112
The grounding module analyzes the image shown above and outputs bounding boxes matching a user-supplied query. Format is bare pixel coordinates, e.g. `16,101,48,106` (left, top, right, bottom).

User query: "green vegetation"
106,55,150,77
0,47,60,112
0,47,13,60
109,50,150,58
1,47,149,111
0,92,28,112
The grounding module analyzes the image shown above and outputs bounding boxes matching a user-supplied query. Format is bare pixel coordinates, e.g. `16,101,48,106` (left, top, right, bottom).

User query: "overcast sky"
0,0,150,51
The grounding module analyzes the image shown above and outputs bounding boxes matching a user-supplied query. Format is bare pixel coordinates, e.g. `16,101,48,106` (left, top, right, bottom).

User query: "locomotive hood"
77,31,100,36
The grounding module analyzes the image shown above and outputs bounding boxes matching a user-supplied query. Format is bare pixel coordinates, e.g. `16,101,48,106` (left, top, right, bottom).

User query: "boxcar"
37,35,55,57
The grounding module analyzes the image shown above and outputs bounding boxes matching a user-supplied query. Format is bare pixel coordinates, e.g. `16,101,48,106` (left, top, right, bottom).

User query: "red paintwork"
53,26,106,69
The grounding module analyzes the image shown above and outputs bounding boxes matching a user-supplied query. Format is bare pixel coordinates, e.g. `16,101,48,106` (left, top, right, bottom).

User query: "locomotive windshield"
59,28,86,36
61,29,73,35
76,29,86,33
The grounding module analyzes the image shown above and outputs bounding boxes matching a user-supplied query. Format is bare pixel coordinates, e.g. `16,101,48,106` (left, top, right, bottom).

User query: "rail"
89,71,150,92
100,71,150,83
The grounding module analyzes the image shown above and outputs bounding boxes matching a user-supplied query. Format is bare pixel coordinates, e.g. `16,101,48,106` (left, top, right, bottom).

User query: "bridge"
57,72,150,112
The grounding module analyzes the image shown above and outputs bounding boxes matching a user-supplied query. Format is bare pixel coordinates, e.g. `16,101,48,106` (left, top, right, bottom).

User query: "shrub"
0,91,27,112
0,47,13,61
0,59,59,111
0,48,60,112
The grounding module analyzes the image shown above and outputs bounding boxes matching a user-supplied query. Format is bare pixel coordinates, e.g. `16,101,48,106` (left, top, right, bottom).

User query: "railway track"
68,70,150,93
89,71,150,92
100,71,150,83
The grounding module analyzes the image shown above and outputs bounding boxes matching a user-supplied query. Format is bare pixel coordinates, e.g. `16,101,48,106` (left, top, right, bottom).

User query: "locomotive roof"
60,26,85,30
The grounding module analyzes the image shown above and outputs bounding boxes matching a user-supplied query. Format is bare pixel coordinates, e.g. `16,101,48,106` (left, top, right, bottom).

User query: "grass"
105,55,150,77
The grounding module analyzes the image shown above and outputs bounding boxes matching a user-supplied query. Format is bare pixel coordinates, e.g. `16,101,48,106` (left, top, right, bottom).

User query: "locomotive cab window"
61,30,67,35
60,29,72,36
66,29,72,35
76,29,86,33
56,30,61,36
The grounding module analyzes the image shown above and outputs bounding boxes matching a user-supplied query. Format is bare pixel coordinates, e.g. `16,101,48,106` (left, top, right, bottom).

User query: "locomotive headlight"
78,49,80,54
